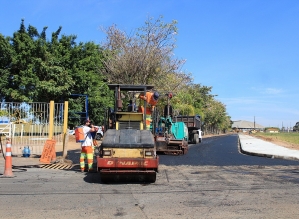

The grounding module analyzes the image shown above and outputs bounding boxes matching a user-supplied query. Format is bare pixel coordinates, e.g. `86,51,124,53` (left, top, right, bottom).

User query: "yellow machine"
97,84,159,183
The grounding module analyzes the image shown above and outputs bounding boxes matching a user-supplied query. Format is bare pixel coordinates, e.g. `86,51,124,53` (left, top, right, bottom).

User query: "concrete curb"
238,135,299,161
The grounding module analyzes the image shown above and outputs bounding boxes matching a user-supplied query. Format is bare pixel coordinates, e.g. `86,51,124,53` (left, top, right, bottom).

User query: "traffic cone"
2,137,14,178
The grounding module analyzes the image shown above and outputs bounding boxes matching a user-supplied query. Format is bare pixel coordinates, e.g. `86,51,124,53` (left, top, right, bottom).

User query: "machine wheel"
194,134,199,144
184,146,189,154
182,143,188,155
189,134,195,144
183,140,189,155
95,133,103,140
148,173,157,183
100,172,156,183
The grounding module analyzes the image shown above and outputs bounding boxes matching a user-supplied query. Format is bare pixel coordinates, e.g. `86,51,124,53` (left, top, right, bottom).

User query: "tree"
2,20,37,102
202,99,230,133
0,34,12,101
0,18,231,130
0,20,111,126
100,16,186,85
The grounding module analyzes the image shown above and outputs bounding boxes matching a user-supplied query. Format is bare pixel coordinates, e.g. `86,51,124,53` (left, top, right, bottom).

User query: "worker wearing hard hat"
138,91,159,110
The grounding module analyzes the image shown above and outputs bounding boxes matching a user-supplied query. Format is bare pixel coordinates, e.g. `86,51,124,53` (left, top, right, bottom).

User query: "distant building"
232,120,264,132
265,127,279,133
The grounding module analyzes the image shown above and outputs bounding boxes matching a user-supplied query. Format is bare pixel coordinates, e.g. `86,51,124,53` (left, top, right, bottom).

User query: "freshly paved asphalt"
159,134,299,166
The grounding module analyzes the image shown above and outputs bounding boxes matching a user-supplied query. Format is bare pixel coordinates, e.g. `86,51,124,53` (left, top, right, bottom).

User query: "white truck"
94,126,104,140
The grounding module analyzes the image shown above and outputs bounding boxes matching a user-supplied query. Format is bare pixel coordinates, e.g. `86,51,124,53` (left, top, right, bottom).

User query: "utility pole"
254,116,255,129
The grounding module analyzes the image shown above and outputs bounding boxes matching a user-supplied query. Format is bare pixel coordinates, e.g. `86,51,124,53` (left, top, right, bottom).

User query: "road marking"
39,164,73,170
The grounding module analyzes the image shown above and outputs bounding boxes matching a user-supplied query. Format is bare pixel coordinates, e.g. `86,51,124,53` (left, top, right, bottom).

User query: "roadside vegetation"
252,132,299,146
0,16,231,133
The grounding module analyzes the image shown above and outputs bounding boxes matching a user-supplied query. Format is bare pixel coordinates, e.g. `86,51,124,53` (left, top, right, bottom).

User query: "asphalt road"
1,134,299,219
159,134,299,166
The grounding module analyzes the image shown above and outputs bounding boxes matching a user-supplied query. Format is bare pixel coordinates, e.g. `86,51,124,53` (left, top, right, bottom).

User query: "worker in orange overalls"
138,91,159,130
80,119,97,172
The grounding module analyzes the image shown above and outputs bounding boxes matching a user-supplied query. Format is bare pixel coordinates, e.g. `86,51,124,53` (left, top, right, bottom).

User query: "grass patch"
253,132,299,145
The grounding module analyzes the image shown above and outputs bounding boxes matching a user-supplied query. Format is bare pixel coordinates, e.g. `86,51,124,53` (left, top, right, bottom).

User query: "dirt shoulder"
251,134,299,150
203,132,299,151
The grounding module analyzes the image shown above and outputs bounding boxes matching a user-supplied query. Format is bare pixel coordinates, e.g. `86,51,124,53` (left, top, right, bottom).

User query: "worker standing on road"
80,119,96,172
138,91,159,130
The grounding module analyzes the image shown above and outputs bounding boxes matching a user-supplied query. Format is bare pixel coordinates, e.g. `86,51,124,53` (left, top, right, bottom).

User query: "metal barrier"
0,102,64,156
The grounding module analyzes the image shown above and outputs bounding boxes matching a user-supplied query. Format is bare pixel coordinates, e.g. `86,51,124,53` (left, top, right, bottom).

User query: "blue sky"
1,0,298,128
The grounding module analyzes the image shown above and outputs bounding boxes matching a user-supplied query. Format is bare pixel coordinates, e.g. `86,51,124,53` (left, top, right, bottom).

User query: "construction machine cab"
105,84,154,131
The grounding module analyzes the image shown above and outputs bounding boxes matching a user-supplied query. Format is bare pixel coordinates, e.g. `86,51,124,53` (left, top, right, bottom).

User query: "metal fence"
0,102,64,156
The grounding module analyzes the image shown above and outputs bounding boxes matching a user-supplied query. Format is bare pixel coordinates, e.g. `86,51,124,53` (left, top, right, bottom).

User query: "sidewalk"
238,133,299,161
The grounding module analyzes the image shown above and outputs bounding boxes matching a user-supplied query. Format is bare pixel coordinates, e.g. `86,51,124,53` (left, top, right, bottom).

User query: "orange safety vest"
139,92,158,106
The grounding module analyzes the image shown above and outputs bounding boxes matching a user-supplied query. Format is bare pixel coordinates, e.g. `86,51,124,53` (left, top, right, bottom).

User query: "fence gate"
0,102,64,156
